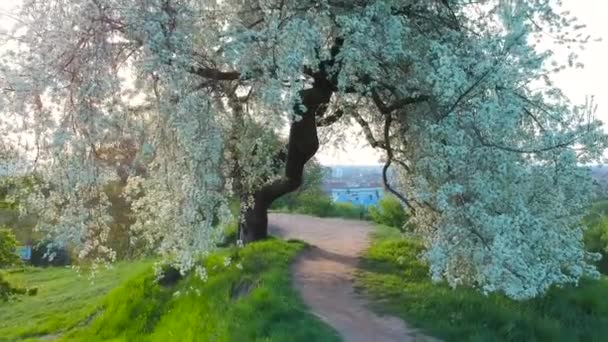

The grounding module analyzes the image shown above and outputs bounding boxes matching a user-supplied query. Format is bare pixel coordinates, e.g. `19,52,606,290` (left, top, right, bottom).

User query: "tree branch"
442,67,493,118
316,109,345,127
381,114,416,213
189,66,241,81
471,125,579,154
351,111,386,149
523,107,546,132
372,91,429,115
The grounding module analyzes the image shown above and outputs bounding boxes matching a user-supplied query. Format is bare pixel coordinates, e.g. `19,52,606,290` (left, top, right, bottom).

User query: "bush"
0,228,28,302
0,228,20,268
104,181,137,260
584,216,608,274
0,273,26,302
274,189,370,220
271,160,326,211
368,195,409,230
30,241,71,267
294,191,335,217
583,201,608,274
331,202,367,220
0,175,41,244
217,219,239,247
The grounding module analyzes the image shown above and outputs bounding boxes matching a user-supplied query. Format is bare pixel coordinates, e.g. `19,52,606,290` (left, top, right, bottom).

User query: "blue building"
330,187,384,207
17,246,32,261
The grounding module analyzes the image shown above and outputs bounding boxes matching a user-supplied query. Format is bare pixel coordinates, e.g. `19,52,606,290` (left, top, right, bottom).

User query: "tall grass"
356,226,608,341
65,239,339,341
0,261,151,341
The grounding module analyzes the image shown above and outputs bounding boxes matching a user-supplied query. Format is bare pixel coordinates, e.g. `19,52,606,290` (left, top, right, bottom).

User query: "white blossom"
1,0,605,300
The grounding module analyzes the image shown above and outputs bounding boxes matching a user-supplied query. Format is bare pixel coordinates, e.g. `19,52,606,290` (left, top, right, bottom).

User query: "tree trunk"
240,79,334,242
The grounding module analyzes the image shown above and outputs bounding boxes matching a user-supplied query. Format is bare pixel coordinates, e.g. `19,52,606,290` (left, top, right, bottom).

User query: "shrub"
0,274,25,302
217,219,239,247
0,228,20,268
0,228,28,302
583,216,608,274
368,195,409,230
104,181,137,260
30,241,71,267
294,190,335,217
0,175,40,244
331,202,367,220
271,160,326,211
274,190,370,220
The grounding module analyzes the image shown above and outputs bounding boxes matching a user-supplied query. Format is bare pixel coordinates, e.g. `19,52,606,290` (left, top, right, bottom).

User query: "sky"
1,0,607,165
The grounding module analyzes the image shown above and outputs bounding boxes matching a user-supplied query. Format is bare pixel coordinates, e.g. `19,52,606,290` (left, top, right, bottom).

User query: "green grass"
356,225,608,342
1,239,337,342
0,261,151,341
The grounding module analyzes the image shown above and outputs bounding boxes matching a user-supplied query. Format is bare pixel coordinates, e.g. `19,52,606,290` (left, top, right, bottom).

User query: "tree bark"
240,78,335,242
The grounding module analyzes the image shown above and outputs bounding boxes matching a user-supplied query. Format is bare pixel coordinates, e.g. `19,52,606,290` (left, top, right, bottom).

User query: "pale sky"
1,0,607,165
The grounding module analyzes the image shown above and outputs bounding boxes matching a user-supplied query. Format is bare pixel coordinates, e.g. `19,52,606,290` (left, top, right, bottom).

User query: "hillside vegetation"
356,226,608,341
0,261,151,341
0,239,338,342
583,200,608,274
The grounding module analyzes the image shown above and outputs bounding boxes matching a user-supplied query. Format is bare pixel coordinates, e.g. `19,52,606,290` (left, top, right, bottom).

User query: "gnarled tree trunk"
240,77,335,242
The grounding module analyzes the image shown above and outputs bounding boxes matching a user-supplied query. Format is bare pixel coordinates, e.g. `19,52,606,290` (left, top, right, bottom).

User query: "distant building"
17,246,32,261
323,165,386,206
332,167,344,178
330,187,384,207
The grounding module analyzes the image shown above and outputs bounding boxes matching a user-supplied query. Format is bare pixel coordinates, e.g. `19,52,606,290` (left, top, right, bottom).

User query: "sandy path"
269,213,434,342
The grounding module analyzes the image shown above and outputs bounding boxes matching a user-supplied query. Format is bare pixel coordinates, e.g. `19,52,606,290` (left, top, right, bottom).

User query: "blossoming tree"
1,0,606,299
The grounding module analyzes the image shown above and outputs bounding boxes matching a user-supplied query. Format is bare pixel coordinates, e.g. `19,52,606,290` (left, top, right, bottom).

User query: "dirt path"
269,213,434,342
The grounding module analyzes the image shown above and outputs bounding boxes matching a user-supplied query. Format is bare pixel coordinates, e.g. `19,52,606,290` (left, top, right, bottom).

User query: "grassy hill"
0,261,151,341
0,239,338,342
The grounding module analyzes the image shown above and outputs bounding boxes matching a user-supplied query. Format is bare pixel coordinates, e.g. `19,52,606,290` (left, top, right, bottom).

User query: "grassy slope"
0,261,151,341
52,238,338,342
1,239,337,342
356,225,608,342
